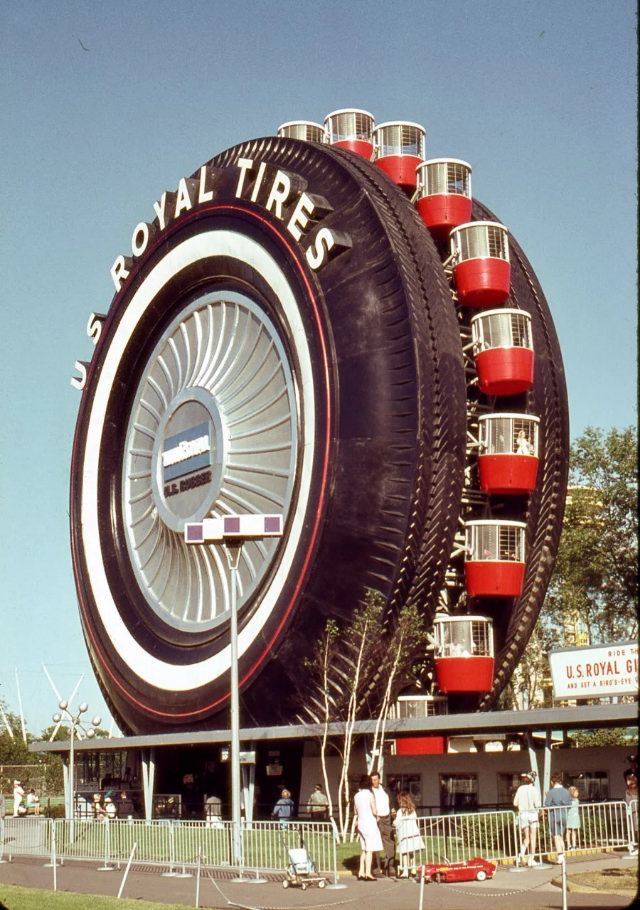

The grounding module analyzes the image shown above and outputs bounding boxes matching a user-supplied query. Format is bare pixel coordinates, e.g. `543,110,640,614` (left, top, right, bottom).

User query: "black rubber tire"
70,137,466,733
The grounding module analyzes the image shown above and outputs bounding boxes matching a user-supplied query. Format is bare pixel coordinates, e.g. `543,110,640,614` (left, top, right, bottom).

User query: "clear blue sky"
1,0,636,736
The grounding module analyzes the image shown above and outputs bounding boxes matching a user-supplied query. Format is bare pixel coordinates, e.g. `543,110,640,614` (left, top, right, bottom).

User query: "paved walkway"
0,852,637,909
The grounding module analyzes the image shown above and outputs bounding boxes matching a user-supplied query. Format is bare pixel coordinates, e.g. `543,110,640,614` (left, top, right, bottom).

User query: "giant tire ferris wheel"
70,125,569,734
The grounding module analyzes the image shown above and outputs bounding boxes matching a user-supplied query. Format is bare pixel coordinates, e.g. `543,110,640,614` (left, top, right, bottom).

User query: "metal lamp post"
225,538,243,870
185,514,283,870
52,700,101,843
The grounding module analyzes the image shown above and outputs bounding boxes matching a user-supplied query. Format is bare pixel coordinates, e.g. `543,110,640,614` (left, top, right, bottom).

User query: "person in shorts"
513,771,541,866
544,772,572,862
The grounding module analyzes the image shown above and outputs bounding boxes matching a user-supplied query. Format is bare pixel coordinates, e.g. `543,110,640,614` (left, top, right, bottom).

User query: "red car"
418,856,496,883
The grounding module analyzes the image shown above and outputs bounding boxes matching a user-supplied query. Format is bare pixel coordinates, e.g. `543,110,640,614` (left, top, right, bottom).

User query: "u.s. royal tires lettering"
70,138,468,733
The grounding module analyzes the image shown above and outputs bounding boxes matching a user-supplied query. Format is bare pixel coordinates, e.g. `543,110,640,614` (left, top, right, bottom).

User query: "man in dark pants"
371,772,396,877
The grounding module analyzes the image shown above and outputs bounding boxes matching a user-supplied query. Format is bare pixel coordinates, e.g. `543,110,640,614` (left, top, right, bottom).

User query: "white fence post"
44,818,59,870
162,820,176,876
52,821,57,891
624,797,638,857
195,845,202,908
97,817,114,871
117,842,137,900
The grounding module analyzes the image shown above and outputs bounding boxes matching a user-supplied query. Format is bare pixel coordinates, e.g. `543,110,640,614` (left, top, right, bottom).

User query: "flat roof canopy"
30,703,637,754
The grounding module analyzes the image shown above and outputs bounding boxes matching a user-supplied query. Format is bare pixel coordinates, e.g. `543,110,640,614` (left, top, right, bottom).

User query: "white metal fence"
535,800,632,858
1,800,636,876
0,816,340,881
0,817,51,859
384,801,638,874
391,810,518,874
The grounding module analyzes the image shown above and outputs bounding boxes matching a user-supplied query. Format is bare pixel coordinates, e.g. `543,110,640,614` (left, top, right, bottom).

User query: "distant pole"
0,704,14,740
70,723,75,839
52,701,101,844
14,669,27,745
42,664,63,702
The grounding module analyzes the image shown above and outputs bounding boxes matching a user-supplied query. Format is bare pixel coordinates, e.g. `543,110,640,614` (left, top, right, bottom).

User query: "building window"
497,772,520,808
390,695,448,718
386,773,422,808
439,773,478,812
567,771,609,802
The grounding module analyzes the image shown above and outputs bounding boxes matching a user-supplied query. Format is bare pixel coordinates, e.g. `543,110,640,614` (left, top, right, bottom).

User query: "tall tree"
0,702,33,765
502,425,637,709
546,425,638,644
301,590,429,839
503,624,553,710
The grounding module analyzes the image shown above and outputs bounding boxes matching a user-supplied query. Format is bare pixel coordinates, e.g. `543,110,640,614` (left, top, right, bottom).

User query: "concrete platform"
0,852,636,909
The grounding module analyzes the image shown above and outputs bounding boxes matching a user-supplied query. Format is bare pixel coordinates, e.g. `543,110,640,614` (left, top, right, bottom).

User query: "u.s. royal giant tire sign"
549,642,638,700
70,133,569,734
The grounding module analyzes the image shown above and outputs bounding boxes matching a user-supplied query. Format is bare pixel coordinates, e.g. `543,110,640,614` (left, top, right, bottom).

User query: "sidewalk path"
0,852,636,909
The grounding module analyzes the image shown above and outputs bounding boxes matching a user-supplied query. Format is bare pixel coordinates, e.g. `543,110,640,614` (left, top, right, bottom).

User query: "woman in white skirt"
394,792,424,877
354,774,383,880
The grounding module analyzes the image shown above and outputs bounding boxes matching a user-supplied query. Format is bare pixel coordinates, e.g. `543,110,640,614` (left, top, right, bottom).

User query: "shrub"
44,804,66,818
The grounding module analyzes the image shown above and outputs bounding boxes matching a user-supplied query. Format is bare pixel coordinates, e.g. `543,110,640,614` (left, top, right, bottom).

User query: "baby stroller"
282,829,327,890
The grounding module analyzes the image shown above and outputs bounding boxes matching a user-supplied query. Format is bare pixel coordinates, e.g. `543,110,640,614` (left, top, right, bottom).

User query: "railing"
400,810,517,874
1,801,636,874
537,800,635,856
0,817,51,859
513,800,637,866
407,801,637,874
0,816,340,881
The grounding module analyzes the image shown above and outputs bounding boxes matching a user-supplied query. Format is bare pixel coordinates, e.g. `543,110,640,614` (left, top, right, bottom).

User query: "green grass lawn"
4,796,65,818
0,884,193,910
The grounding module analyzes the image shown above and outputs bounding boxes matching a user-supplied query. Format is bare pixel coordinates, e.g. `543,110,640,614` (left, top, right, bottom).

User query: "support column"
141,747,156,821
241,743,256,825
62,759,71,819
526,733,541,799
543,729,552,797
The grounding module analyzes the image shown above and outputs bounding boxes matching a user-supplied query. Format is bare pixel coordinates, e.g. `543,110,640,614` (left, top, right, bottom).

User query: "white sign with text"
549,641,638,699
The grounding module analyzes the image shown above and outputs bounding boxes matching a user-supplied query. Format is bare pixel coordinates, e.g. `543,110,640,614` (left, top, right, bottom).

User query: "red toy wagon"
419,856,496,883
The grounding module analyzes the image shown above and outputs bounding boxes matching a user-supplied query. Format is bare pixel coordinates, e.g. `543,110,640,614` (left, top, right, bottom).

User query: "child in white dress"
394,791,424,877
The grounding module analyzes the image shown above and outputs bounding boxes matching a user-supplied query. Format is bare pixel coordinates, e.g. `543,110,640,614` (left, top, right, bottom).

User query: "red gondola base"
417,194,473,239
435,656,494,693
465,560,525,598
333,139,374,159
475,346,534,396
478,454,539,494
375,154,422,189
453,258,511,308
